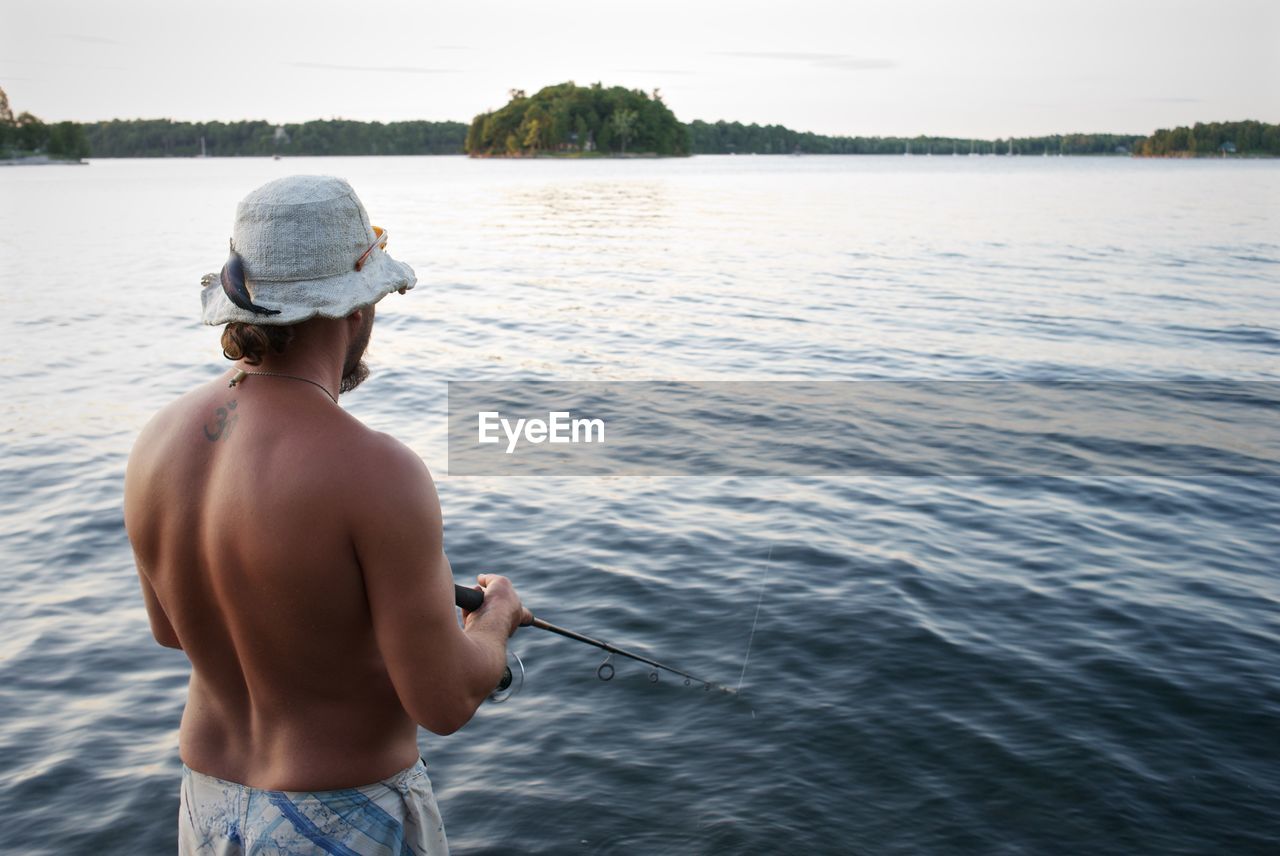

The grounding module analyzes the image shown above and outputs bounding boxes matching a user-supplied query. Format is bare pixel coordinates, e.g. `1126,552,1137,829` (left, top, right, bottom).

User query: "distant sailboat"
196,136,207,158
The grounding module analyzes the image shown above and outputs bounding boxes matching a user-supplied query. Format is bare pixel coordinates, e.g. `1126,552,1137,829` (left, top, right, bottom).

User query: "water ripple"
2,156,1278,854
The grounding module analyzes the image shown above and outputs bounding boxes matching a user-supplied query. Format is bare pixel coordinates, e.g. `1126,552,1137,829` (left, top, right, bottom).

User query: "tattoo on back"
204,399,239,442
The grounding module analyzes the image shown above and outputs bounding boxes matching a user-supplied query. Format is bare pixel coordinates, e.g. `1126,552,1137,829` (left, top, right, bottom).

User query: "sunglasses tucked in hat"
200,175,416,326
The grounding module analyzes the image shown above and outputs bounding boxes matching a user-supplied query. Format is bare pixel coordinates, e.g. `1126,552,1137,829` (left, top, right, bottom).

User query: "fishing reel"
487,649,524,703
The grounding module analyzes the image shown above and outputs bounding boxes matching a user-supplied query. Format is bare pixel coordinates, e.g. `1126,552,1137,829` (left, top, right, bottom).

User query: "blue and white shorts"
179,759,448,855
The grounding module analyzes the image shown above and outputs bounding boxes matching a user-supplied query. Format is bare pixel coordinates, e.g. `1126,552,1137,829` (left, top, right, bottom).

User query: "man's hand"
464,574,534,637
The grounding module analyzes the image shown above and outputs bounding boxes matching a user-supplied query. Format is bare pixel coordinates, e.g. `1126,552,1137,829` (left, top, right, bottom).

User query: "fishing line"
736,545,772,693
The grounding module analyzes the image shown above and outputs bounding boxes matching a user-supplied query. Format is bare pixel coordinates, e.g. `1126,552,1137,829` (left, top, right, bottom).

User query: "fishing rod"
454,584,735,697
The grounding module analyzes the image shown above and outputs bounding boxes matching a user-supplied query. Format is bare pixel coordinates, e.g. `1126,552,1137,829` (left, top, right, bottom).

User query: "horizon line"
39,113,1264,142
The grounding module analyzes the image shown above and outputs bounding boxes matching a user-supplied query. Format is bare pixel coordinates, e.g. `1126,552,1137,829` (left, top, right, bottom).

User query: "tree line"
1136,120,1280,157
465,82,688,156
0,87,91,160
5,83,1275,160
688,120,1146,156
81,117,468,158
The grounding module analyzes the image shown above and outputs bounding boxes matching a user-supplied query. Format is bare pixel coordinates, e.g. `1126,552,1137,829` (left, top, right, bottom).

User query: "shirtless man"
124,175,526,855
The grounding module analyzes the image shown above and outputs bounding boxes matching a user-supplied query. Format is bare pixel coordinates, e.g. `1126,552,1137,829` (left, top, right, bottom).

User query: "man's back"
126,374,420,789
130,174,528,853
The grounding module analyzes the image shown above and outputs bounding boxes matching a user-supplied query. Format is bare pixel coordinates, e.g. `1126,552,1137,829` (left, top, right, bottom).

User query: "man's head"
200,174,415,341
219,300,376,393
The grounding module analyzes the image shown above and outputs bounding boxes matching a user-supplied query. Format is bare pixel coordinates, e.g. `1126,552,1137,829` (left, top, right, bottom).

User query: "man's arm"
352,435,527,735
136,562,183,650
124,435,183,651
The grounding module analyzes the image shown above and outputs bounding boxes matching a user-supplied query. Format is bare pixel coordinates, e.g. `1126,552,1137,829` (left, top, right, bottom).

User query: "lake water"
1,154,1278,854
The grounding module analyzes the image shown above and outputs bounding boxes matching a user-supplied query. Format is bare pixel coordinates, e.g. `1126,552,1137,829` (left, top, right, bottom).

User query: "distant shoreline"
67,118,1278,159
57,151,1280,160
4,81,1276,159
469,150,682,159
0,155,86,166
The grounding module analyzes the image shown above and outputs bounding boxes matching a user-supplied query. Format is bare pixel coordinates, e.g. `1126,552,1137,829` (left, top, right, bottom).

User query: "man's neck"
239,319,349,394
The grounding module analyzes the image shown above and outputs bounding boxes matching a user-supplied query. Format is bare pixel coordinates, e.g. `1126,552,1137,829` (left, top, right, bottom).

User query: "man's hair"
221,323,296,365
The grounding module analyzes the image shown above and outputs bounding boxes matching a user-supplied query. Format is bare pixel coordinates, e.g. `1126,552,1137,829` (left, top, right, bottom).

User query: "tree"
521,117,541,151
465,112,487,153
16,111,47,152
0,86,12,149
596,120,613,153
46,121,90,159
609,108,638,154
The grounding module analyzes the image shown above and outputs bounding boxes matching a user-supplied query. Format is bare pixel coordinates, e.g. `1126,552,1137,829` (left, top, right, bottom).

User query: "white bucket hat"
200,175,416,326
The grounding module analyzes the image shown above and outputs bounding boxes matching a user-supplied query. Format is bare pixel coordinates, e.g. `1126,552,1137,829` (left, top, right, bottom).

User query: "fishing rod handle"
455,583,538,629
454,583,484,612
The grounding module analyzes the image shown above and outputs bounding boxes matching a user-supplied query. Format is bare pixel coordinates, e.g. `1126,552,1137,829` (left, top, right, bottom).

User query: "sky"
1,0,1277,138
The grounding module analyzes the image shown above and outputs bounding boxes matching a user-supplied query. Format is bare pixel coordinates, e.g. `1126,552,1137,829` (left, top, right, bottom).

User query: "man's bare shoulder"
126,383,216,472
335,427,441,520
343,427,427,478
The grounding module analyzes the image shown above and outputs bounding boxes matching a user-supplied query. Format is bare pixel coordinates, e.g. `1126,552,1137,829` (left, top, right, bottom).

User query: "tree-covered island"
465,82,688,157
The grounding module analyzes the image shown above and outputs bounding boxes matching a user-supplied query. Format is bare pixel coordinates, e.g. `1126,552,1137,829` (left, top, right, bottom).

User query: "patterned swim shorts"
179,759,448,855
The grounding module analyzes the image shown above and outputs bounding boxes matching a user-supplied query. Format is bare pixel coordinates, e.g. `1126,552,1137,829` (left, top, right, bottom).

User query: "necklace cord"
228,369,338,404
